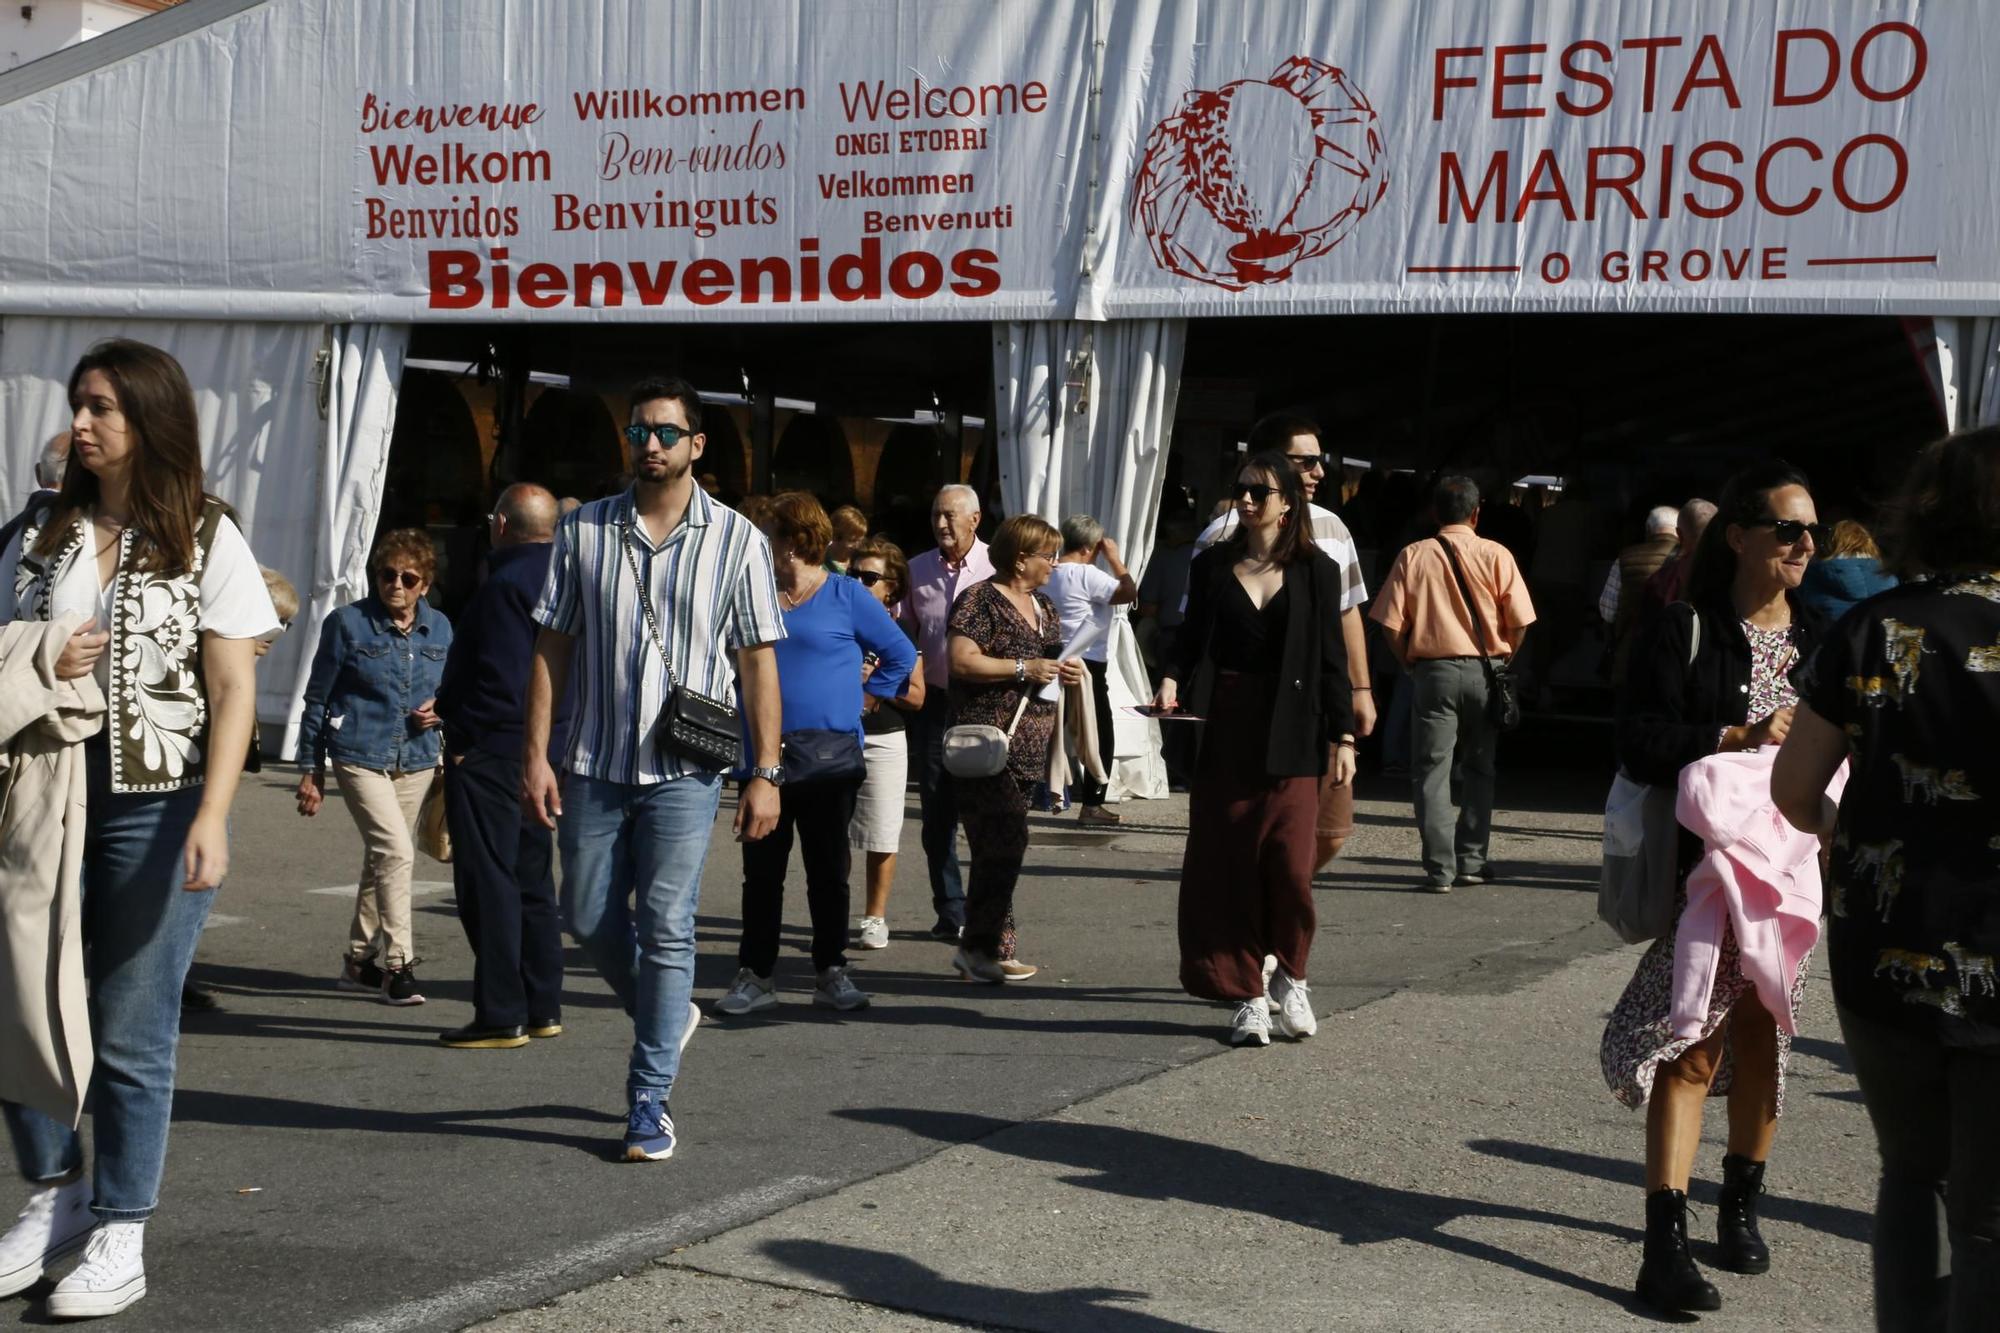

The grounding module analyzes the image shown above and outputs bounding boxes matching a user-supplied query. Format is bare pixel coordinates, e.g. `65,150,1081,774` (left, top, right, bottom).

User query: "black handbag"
622,518,745,771
781,728,865,784
1435,535,1522,732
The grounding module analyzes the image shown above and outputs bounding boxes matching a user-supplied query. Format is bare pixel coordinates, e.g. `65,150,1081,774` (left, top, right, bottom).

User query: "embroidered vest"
14,499,228,794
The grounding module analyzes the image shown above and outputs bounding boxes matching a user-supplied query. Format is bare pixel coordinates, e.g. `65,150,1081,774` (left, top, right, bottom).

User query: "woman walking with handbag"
1153,453,1354,1047
946,514,1081,983
0,339,276,1318
1603,458,1828,1314
714,493,914,1016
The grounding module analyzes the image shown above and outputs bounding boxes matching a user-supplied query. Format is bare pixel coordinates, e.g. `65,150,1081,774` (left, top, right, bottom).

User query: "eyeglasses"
1286,452,1327,472
1034,549,1061,563
623,423,693,450
377,568,422,589
1747,517,1828,548
852,569,889,588
1231,482,1279,503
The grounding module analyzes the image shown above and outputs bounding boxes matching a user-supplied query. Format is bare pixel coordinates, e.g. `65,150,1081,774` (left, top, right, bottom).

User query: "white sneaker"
813,966,871,1011
679,999,701,1055
0,1176,94,1299
46,1220,145,1319
1269,969,1318,1039
856,916,889,950
714,968,777,1016
1230,998,1271,1047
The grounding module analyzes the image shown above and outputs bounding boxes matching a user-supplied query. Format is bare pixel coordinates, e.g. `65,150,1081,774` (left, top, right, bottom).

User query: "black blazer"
1616,593,1827,788
1171,544,1354,777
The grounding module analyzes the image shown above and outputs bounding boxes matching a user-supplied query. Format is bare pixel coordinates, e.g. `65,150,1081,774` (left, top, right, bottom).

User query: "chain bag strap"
1435,535,1522,732
622,514,744,770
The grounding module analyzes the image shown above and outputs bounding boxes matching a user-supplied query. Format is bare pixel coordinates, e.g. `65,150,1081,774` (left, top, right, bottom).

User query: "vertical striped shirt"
533,487,786,786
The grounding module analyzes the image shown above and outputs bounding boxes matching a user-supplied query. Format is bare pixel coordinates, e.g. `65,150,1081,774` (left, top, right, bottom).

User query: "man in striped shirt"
523,374,787,1163
1194,413,1376,875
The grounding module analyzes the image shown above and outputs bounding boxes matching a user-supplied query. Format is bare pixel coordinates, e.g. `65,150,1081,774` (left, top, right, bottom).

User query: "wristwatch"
748,765,786,786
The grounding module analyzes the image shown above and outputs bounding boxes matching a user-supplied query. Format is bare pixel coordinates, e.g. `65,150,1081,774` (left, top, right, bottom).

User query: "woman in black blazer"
1602,459,1829,1315
1154,452,1354,1048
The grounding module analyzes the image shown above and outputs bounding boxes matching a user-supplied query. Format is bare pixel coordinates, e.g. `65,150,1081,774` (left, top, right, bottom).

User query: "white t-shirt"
0,510,281,692
1044,560,1120,662
1190,501,1369,613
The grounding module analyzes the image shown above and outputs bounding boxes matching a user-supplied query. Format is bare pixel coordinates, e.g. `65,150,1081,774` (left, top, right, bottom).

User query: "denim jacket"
296,595,452,772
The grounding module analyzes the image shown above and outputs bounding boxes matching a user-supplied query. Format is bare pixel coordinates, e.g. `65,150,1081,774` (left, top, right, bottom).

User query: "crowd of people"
0,340,1992,1329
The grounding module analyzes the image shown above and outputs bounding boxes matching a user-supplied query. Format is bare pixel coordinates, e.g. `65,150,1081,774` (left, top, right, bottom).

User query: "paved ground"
1,743,1877,1331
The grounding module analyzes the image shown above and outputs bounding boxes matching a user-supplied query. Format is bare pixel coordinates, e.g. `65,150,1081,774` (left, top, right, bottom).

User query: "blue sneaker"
623,1089,676,1162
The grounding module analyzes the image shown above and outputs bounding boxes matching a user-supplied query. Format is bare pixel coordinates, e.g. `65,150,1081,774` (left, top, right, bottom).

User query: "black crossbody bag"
622,517,744,770
1435,535,1522,732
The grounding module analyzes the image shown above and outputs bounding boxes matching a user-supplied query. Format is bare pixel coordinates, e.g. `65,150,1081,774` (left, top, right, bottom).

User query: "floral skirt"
1601,914,1810,1115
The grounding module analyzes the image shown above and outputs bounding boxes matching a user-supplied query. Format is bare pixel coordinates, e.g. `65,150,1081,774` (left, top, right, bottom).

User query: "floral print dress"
1602,621,1806,1111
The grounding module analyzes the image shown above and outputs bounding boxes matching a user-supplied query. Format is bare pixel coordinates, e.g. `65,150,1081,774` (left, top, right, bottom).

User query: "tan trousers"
334,761,434,968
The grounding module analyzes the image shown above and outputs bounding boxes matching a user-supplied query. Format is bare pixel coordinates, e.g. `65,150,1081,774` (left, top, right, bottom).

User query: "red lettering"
517,262,566,309
1620,36,1683,113
1755,137,1822,216
1557,41,1614,116
1774,29,1839,106
1513,149,1576,223
1685,141,1744,218
682,258,734,306
1832,133,1909,212
1602,251,1630,283
1680,249,1712,281
489,247,510,310
1639,250,1668,281
1432,47,1482,121
1721,248,1753,279
427,249,483,309
1492,44,1546,119
1585,146,1646,220
888,250,945,299
1674,34,1742,111
948,248,1002,298
829,236,884,301
1438,151,1509,223
1851,22,1927,102
574,262,623,308
1761,247,1789,280
739,256,793,304
630,261,679,306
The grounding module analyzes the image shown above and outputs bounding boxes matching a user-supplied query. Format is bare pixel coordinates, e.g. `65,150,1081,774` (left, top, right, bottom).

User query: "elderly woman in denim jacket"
295,529,452,1006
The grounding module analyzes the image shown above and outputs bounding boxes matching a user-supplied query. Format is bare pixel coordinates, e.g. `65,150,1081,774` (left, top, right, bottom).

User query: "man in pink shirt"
899,484,994,939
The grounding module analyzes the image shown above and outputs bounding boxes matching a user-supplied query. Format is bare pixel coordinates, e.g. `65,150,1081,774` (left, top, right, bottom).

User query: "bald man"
433,483,573,1047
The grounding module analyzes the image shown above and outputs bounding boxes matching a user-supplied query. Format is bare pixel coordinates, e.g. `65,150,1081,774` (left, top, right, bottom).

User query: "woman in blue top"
295,529,453,1006
715,492,915,1017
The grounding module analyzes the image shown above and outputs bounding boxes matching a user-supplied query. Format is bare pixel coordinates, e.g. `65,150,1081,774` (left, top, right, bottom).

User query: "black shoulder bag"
1435,535,1522,732
622,517,744,770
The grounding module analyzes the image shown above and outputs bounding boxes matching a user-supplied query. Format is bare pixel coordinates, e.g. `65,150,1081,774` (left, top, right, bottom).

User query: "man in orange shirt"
1370,477,1536,891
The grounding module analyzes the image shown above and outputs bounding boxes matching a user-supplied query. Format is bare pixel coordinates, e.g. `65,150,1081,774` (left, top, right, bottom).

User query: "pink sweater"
1671,748,1848,1038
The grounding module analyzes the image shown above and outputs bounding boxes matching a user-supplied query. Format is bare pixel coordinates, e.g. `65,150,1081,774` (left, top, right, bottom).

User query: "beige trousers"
334,761,434,968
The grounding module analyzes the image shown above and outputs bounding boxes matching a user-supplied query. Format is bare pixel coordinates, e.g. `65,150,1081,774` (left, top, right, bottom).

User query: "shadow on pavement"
834,1108,1664,1319
753,1239,1203,1333
175,1090,621,1158
1465,1139,1871,1243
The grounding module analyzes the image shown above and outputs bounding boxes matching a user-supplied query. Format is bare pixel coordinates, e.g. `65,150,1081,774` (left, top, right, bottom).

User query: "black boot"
1637,1187,1722,1312
1716,1154,1772,1274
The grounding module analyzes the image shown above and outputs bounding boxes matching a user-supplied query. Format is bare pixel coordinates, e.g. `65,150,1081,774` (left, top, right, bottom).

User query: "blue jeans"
4,742,209,1221
557,771,721,1099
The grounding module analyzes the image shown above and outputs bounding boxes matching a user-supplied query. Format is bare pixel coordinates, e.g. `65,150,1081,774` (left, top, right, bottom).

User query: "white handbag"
942,692,1031,779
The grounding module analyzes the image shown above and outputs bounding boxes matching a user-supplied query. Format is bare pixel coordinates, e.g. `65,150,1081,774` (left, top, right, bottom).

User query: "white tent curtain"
280,322,409,757
1930,315,2000,431
0,315,326,723
993,318,1186,801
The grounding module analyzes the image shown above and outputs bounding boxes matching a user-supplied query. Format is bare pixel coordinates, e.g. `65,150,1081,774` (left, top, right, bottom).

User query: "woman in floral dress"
0,339,276,1318
1605,459,1828,1314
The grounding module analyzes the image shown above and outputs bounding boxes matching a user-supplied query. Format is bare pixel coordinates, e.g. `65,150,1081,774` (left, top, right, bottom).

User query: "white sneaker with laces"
1230,998,1271,1047
1269,969,1318,1039
714,968,777,1015
0,1176,94,1299
46,1220,145,1319
856,916,889,950
813,965,871,1011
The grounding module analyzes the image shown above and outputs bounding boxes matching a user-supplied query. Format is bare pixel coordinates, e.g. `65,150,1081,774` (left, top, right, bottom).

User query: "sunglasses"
852,569,890,588
377,568,423,589
1747,517,1828,548
1231,482,1279,503
1286,453,1327,471
623,423,693,450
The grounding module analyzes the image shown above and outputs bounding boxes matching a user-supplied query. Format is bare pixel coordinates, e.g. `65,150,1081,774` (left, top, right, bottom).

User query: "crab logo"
1132,57,1388,290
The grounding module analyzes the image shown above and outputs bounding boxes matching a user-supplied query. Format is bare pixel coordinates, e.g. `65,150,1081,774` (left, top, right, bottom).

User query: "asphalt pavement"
0,749,1877,1331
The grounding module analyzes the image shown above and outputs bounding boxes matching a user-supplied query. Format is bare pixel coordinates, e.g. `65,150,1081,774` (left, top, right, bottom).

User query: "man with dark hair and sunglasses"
1192,412,1375,879
522,374,787,1162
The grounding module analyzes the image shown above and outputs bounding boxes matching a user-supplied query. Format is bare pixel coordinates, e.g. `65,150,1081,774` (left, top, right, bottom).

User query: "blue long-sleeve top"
766,573,916,739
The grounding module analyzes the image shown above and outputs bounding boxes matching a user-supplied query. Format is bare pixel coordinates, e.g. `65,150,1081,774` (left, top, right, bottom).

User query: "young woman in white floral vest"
0,339,276,1319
